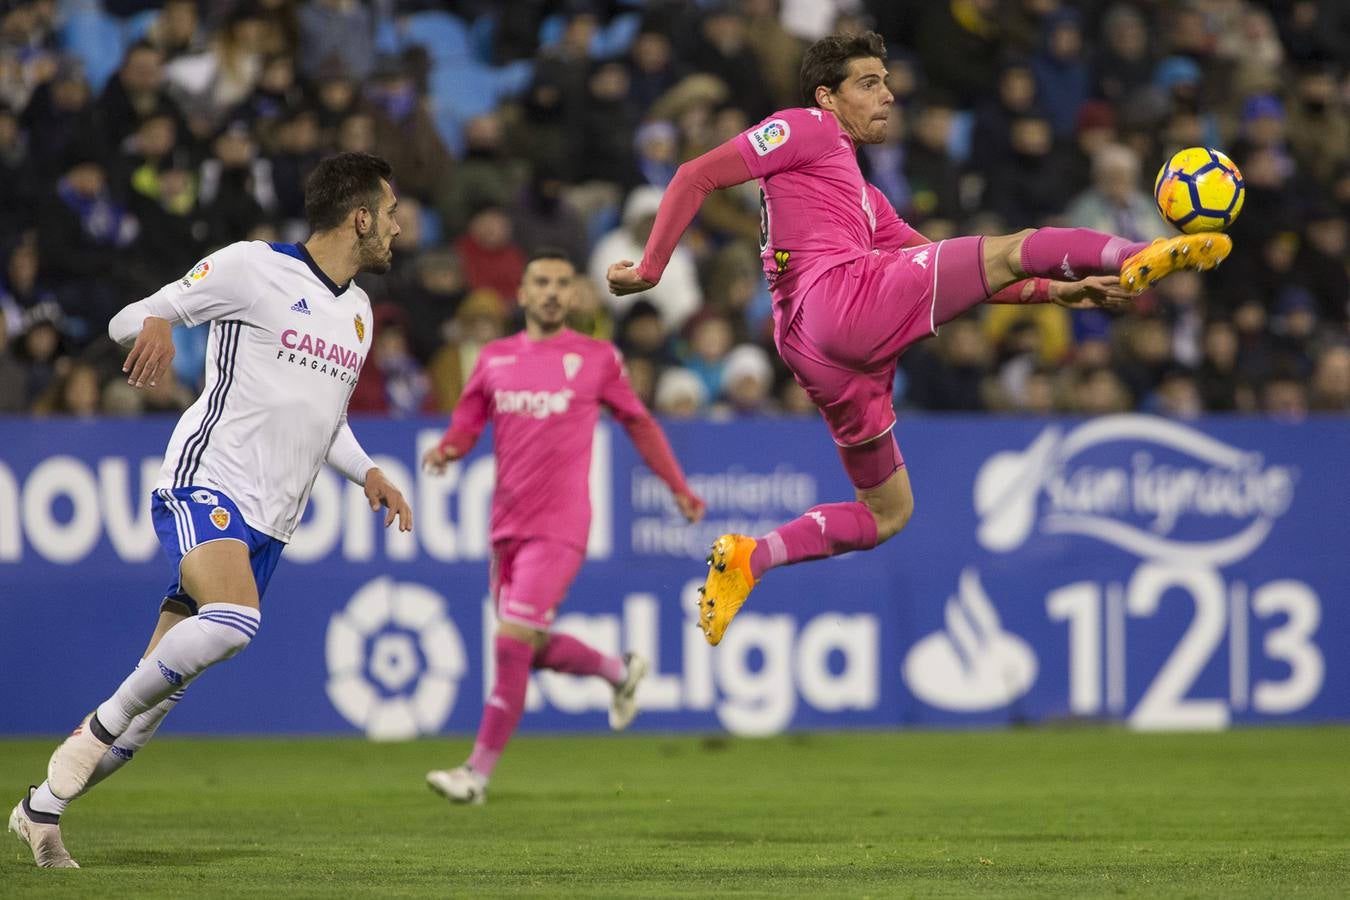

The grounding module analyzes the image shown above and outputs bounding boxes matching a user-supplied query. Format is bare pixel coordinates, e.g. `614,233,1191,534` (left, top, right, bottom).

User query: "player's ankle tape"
89,711,118,745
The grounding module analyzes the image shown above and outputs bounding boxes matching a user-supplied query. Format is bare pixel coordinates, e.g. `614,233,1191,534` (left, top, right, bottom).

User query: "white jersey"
116,240,374,541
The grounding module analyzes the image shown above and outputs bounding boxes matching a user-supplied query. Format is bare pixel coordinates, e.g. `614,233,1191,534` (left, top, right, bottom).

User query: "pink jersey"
442,330,663,549
735,108,919,341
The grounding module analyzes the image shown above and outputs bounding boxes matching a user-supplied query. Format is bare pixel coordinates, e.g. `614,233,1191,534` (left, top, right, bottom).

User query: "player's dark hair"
526,247,574,267
303,152,394,233
800,31,887,107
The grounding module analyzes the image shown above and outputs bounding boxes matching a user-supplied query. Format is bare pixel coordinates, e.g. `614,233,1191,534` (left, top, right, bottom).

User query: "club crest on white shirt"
563,352,583,380
353,313,365,343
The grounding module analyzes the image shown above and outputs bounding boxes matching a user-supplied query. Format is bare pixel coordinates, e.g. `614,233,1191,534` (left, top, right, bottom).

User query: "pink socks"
1018,228,1149,280
533,633,625,685
749,502,879,579
467,635,534,778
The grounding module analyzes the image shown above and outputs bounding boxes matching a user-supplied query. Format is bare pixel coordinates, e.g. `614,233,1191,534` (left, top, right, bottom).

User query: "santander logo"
974,415,1295,565
281,329,362,371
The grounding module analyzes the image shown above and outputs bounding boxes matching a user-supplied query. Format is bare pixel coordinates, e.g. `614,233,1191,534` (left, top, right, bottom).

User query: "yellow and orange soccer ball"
1154,147,1245,233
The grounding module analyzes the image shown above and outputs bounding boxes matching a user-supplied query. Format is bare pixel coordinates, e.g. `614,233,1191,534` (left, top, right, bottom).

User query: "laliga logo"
974,415,1295,566
903,568,1037,712
325,577,467,740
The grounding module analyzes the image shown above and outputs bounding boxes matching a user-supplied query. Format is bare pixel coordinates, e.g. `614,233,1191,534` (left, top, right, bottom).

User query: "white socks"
28,690,184,818
95,603,259,736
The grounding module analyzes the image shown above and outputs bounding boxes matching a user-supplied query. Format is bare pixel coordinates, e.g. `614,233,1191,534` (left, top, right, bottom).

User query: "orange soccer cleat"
697,534,758,646
1119,232,1232,293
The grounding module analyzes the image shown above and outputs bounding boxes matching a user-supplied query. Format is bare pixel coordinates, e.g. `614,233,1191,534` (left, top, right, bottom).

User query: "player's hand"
365,467,413,532
123,316,175,388
421,444,461,475
1051,276,1135,310
607,260,656,297
676,491,706,524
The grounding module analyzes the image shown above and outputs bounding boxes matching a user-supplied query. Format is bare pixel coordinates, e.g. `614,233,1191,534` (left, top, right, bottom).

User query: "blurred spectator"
1064,143,1170,244
163,2,266,117
103,361,194,415
126,154,207,293
1150,367,1203,420
0,310,24,411
428,288,507,411
397,247,467,364
1285,65,1348,183
198,118,275,247
633,120,679,189
679,309,735,402
96,42,183,149
969,60,1040,182
36,153,139,331
1094,4,1154,106
591,186,702,332
347,303,431,417
23,60,98,186
777,376,814,416
1310,345,1350,412
234,54,304,150
269,106,322,224
627,27,684,114
1261,368,1308,421
580,59,639,186
616,299,675,369
742,0,803,111
1030,9,1089,138
455,206,526,307
1115,317,1174,404
566,273,613,341
720,342,775,415
0,101,34,244
904,100,962,226
32,359,101,417
508,167,589,270
902,319,993,411
916,0,1001,107
310,56,358,136
435,112,529,236
298,1,374,83
1294,209,1349,326
1197,319,1251,412
983,113,1065,227
146,0,206,62
686,5,772,121
14,301,70,405
366,55,452,204
1072,366,1132,415
654,366,707,418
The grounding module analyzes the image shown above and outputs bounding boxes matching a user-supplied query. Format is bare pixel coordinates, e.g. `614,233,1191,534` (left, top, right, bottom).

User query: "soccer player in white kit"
8,152,413,868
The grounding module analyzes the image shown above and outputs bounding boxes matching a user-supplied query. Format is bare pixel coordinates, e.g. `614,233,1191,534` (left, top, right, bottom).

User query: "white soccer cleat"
609,652,648,732
9,794,79,868
426,766,487,806
47,713,114,800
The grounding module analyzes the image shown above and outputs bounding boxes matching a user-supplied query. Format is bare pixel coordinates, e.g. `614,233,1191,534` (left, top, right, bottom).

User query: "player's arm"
422,355,491,474
989,276,1134,309
601,348,705,523
608,139,754,297
328,414,412,532
108,243,257,388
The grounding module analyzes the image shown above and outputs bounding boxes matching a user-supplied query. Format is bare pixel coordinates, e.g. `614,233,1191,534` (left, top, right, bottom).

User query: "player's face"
825,57,893,145
518,259,575,332
357,181,400,274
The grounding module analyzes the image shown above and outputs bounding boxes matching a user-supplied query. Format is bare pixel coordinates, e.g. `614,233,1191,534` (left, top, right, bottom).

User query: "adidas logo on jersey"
290,298,312,315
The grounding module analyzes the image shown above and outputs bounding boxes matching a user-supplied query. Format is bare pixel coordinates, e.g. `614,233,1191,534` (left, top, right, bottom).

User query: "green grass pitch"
3,728,1348,897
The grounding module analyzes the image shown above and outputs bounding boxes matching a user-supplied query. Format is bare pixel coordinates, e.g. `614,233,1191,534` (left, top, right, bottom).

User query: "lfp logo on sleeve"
749,119,790,156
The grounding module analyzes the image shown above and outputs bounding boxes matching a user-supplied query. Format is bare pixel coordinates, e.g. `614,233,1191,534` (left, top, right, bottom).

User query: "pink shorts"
490,538,585,631
779,237,985,447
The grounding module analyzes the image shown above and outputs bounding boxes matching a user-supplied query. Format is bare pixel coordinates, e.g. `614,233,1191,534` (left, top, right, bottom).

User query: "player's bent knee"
874,494,915,544
195,605,262,659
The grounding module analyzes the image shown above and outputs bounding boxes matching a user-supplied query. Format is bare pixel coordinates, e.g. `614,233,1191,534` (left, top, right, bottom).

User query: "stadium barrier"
0,414,1344,737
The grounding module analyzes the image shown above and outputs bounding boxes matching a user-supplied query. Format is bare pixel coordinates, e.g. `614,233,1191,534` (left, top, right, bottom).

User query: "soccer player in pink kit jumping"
421,250,705,805
608,32,1231,646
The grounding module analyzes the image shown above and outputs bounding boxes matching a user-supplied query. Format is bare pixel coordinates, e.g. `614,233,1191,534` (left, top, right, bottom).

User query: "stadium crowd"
0,0,1347,419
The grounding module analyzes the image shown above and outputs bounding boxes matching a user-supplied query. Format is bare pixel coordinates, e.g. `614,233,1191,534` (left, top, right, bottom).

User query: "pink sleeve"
600,348,692,497
867,183,924,251
439,354,490,455
635,140,753,284
735,108,839,179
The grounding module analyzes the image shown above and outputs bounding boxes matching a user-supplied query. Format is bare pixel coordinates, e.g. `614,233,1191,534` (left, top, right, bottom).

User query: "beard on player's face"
357,219,392,274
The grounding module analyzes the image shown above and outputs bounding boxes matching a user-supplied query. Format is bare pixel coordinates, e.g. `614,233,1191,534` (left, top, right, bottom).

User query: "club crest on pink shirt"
563,352,583,380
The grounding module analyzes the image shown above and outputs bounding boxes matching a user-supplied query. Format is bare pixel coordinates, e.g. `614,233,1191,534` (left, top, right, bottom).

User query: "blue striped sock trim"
198,614,260,636
198,616,258,640
198,608,261,629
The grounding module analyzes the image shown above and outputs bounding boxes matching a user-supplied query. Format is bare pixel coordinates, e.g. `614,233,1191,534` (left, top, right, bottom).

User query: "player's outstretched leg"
1001,227,1230,292
1117,233,1232,292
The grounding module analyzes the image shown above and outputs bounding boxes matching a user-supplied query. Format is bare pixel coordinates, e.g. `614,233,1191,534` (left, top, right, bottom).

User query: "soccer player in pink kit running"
608,32,1232,646
421,250,705,805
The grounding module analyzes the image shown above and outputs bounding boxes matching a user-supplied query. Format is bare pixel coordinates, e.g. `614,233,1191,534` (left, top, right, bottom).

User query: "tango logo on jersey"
748,119,790,156
280,329,363,372
209,507,230,530
353,314,365,343
974,415,1296,565
563,353,583,381
180,259,211,289
494,388,575,419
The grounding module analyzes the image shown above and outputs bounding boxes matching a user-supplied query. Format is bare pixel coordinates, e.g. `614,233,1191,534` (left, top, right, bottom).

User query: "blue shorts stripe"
159,489,190,554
